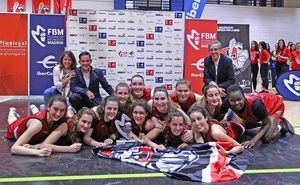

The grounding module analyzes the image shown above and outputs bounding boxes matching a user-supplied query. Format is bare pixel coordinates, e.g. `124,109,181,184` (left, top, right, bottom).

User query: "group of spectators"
250,39,300,92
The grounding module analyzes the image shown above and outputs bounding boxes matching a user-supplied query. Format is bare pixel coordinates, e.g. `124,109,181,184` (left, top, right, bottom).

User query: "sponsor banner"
276,71,300,101
32,0,51,14
184,19,217,94
67,10,185,91
30,14,65,95
7,0,26,12
218,24,251,92
185,0,207,19
0,14,28,95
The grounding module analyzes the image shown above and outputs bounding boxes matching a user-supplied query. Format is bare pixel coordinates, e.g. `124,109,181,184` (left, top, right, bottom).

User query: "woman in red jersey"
5,95,67,156
250,41,260,92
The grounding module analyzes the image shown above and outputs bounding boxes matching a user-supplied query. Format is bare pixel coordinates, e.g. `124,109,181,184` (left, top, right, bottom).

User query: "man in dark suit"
69,51,114,111
204,40,235,96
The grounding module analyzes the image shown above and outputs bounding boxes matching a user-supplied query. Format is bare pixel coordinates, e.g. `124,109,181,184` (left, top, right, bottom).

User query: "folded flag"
93,142,247,182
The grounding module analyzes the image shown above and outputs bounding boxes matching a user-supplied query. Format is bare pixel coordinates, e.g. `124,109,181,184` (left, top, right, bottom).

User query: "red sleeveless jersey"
205,120,244,142
237,93,284,124
5,109,53,144
92,118,117,142
170,92,196,113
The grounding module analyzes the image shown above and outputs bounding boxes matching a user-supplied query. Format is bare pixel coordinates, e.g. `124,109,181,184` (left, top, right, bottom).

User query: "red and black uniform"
142,88,151,101
202,120,244,142
164,125,190,147
56,119,84,145
151,106,169,121
250,49,260,90
131,119,148,136
92,118,117,142
221,93,285,125
4,109,63,144
259,49,270,89
170,92,196,113
291,51,300,70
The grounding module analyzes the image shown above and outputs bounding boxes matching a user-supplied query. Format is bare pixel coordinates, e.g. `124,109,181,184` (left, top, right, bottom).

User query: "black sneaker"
280,117,295,135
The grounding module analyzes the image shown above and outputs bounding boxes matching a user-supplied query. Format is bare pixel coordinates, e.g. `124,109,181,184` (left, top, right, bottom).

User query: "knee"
69,93,82,102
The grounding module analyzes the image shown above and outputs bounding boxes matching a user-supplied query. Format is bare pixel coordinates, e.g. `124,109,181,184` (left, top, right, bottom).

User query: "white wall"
202,5,300,50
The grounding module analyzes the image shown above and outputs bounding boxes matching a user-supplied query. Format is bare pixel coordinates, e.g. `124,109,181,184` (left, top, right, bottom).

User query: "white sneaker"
8,107,20,124
39,104,46,111
30,104,39,115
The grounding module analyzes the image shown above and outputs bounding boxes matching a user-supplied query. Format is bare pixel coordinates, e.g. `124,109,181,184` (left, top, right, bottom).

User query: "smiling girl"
188,107,244,155
5,95,67,156
84,96,119,147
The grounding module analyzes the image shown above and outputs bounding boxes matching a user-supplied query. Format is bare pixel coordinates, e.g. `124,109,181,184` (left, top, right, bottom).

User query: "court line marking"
1,168,300,182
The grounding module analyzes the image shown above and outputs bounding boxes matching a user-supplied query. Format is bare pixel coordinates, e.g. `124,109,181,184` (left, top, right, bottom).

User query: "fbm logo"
31,25,64,47
37,55,57,69
187,29,216,50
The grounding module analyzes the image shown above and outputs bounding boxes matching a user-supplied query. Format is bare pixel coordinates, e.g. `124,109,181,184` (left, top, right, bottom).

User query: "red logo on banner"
146,34,154,40
165,19,173,26
89,25,97,31
146,69,154,76
165,84,173,90
108,40,116,46
7,0,26,12
184,19,218,94
54,0,72,14
69,9,77,16
108,62,116,68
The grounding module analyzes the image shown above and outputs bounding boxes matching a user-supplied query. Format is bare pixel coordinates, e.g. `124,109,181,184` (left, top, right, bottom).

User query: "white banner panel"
67,10,184,93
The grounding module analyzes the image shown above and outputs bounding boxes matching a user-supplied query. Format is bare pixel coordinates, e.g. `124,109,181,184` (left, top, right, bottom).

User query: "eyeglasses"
209,48,219,51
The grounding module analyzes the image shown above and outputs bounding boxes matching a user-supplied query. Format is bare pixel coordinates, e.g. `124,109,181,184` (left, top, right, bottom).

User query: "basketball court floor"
0,97,299,185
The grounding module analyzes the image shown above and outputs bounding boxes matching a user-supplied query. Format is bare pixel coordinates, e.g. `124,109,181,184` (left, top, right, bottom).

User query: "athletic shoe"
30,104,39,115
39,104,46,111
8,107,20,118
280,117,295,135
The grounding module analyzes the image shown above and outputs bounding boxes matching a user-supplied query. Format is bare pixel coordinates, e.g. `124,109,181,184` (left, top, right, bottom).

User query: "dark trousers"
69,92,99,111
260,63,269,90
251,63,259,90
276,62,289,78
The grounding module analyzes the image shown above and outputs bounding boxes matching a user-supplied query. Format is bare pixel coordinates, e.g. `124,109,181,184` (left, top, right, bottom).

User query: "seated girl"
115,82,133,117
188,107,244,155
84,96,119,147
142,111,191,150
4,95,67,156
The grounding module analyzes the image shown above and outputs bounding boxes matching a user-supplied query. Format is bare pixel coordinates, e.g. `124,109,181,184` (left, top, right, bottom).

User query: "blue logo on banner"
175,13,183,18
137,41,145,47
79,17,88,24
155,77,163,83
276,71,300,101
99,32,107,39
185,0,207,19
137,62,145,68
30,15,65,95
155,26,163,33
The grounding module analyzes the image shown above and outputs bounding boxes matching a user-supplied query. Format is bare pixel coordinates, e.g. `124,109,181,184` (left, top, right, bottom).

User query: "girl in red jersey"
250,41,260,92
218,84,294,149
170,79,202,113
188,107,244,155
142,111,191,150
84,96,119,147
275,39,291,77
33,107,95,153
291,42,300,70
259,41,271,92
130,75,152,102
191,85,223,119
128,100,154,142
5,95,67,156
115,82,133,117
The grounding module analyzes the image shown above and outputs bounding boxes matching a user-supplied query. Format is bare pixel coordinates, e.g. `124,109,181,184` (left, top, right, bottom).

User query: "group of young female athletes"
4,74,293,157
